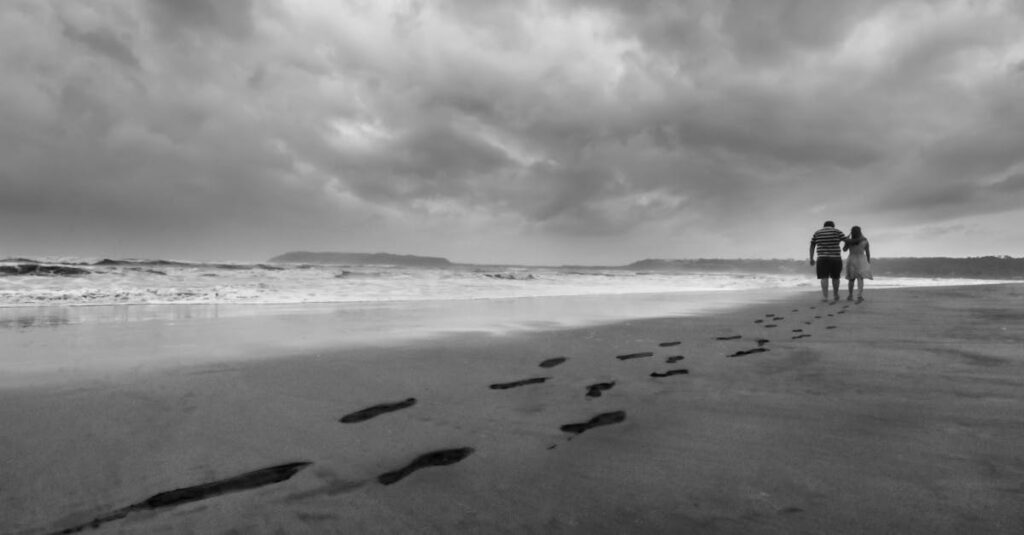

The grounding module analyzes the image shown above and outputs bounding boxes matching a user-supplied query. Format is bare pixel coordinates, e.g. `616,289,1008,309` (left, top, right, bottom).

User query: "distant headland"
267,251,452,267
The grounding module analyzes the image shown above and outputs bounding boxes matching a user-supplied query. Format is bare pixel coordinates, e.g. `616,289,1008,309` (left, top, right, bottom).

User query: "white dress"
845,239,873,280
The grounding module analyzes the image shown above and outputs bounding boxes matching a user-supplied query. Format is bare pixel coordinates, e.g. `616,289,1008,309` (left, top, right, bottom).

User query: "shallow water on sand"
0,289,801,387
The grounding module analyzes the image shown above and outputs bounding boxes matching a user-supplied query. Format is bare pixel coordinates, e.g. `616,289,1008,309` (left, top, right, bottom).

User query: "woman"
843,226,872,302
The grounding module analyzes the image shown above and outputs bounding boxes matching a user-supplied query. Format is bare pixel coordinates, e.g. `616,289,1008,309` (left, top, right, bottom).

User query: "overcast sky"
2,0,1023,265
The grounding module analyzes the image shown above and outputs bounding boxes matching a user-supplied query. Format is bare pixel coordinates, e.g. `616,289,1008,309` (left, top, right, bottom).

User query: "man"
809,221,848,303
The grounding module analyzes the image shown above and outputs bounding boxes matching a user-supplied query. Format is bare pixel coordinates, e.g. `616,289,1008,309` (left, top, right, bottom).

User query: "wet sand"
2,284,1023,534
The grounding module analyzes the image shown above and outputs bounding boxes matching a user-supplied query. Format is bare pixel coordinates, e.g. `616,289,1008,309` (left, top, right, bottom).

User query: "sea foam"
0,257,1008,307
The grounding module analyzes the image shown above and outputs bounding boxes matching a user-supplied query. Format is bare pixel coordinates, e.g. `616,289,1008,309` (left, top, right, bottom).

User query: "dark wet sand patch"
616,352,654,361
51,462,311,534
538,357,568,368
560,411,627,435
378,448,474,486
490,377,550,390
340,398,417,423
665,355,685,363
715,335,742,341
585,382,615,398
658,341,681,347
727,348,770,358
285,478,365,502
650,369,689,378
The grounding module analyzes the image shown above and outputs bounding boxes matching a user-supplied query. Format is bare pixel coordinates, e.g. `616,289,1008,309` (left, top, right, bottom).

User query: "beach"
2,284,1023,534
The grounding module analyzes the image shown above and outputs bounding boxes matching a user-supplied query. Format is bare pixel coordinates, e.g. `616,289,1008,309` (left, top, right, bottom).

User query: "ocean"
0,257,1015,386
0,257,1003,308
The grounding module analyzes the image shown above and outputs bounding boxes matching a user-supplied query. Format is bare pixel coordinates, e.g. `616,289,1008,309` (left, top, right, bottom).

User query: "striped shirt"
811,227,846,258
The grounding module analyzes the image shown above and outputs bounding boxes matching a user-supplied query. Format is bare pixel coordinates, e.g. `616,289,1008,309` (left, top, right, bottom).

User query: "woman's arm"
866,242,871,263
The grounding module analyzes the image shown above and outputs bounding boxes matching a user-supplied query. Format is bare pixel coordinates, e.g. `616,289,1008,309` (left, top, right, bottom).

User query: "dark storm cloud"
145,0,254,40
923,125,1024,181
61,20,140,68
992,173,1024,193
2,0,1024,262
337,122,517,203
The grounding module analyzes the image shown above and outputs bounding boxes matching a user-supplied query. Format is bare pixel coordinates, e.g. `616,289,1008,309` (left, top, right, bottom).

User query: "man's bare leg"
820,279,829,301
831,277,841,303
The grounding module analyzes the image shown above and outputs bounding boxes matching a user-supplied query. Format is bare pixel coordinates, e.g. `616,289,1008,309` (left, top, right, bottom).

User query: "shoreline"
2,283,1023,533
0,288,809,389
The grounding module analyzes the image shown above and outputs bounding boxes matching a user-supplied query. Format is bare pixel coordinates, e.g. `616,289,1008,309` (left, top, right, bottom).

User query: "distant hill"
267,251,452,267
625,257,1024,279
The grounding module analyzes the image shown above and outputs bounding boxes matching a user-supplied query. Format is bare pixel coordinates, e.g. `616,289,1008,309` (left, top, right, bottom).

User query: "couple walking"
809,221,872,304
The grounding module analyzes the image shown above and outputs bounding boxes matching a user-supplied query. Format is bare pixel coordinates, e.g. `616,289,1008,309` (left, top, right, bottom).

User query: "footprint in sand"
659,341,681,347
756,339,770,347
490,377,550,390
764,324,778,328
773,317,785,321
616,352,654,361
560,411,627,435
826,326,837,330
666,355,685,363
539,357,568,368
727,348,770,357
715,335,742,340
340,398,417,423
378,448,475,486
754,319,764,324
792,329,803,333
792,334,811,340
52,462,312,534
650,369,689,378
585,382,615,398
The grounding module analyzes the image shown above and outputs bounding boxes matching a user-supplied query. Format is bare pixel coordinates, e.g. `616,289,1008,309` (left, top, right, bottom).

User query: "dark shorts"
816,257,843,279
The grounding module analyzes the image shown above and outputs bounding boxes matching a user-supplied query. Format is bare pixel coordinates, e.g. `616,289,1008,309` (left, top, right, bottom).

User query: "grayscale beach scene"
2,1,1024,534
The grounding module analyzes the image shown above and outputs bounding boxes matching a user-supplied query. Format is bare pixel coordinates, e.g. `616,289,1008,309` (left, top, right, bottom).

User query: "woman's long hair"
844,226,865,252
849,226,865,244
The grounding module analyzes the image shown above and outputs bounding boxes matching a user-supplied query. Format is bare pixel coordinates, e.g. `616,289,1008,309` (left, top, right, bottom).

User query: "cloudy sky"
2,0,1023,265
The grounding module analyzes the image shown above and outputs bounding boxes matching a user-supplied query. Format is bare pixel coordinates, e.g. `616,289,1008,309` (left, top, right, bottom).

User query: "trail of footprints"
46,302,857,533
